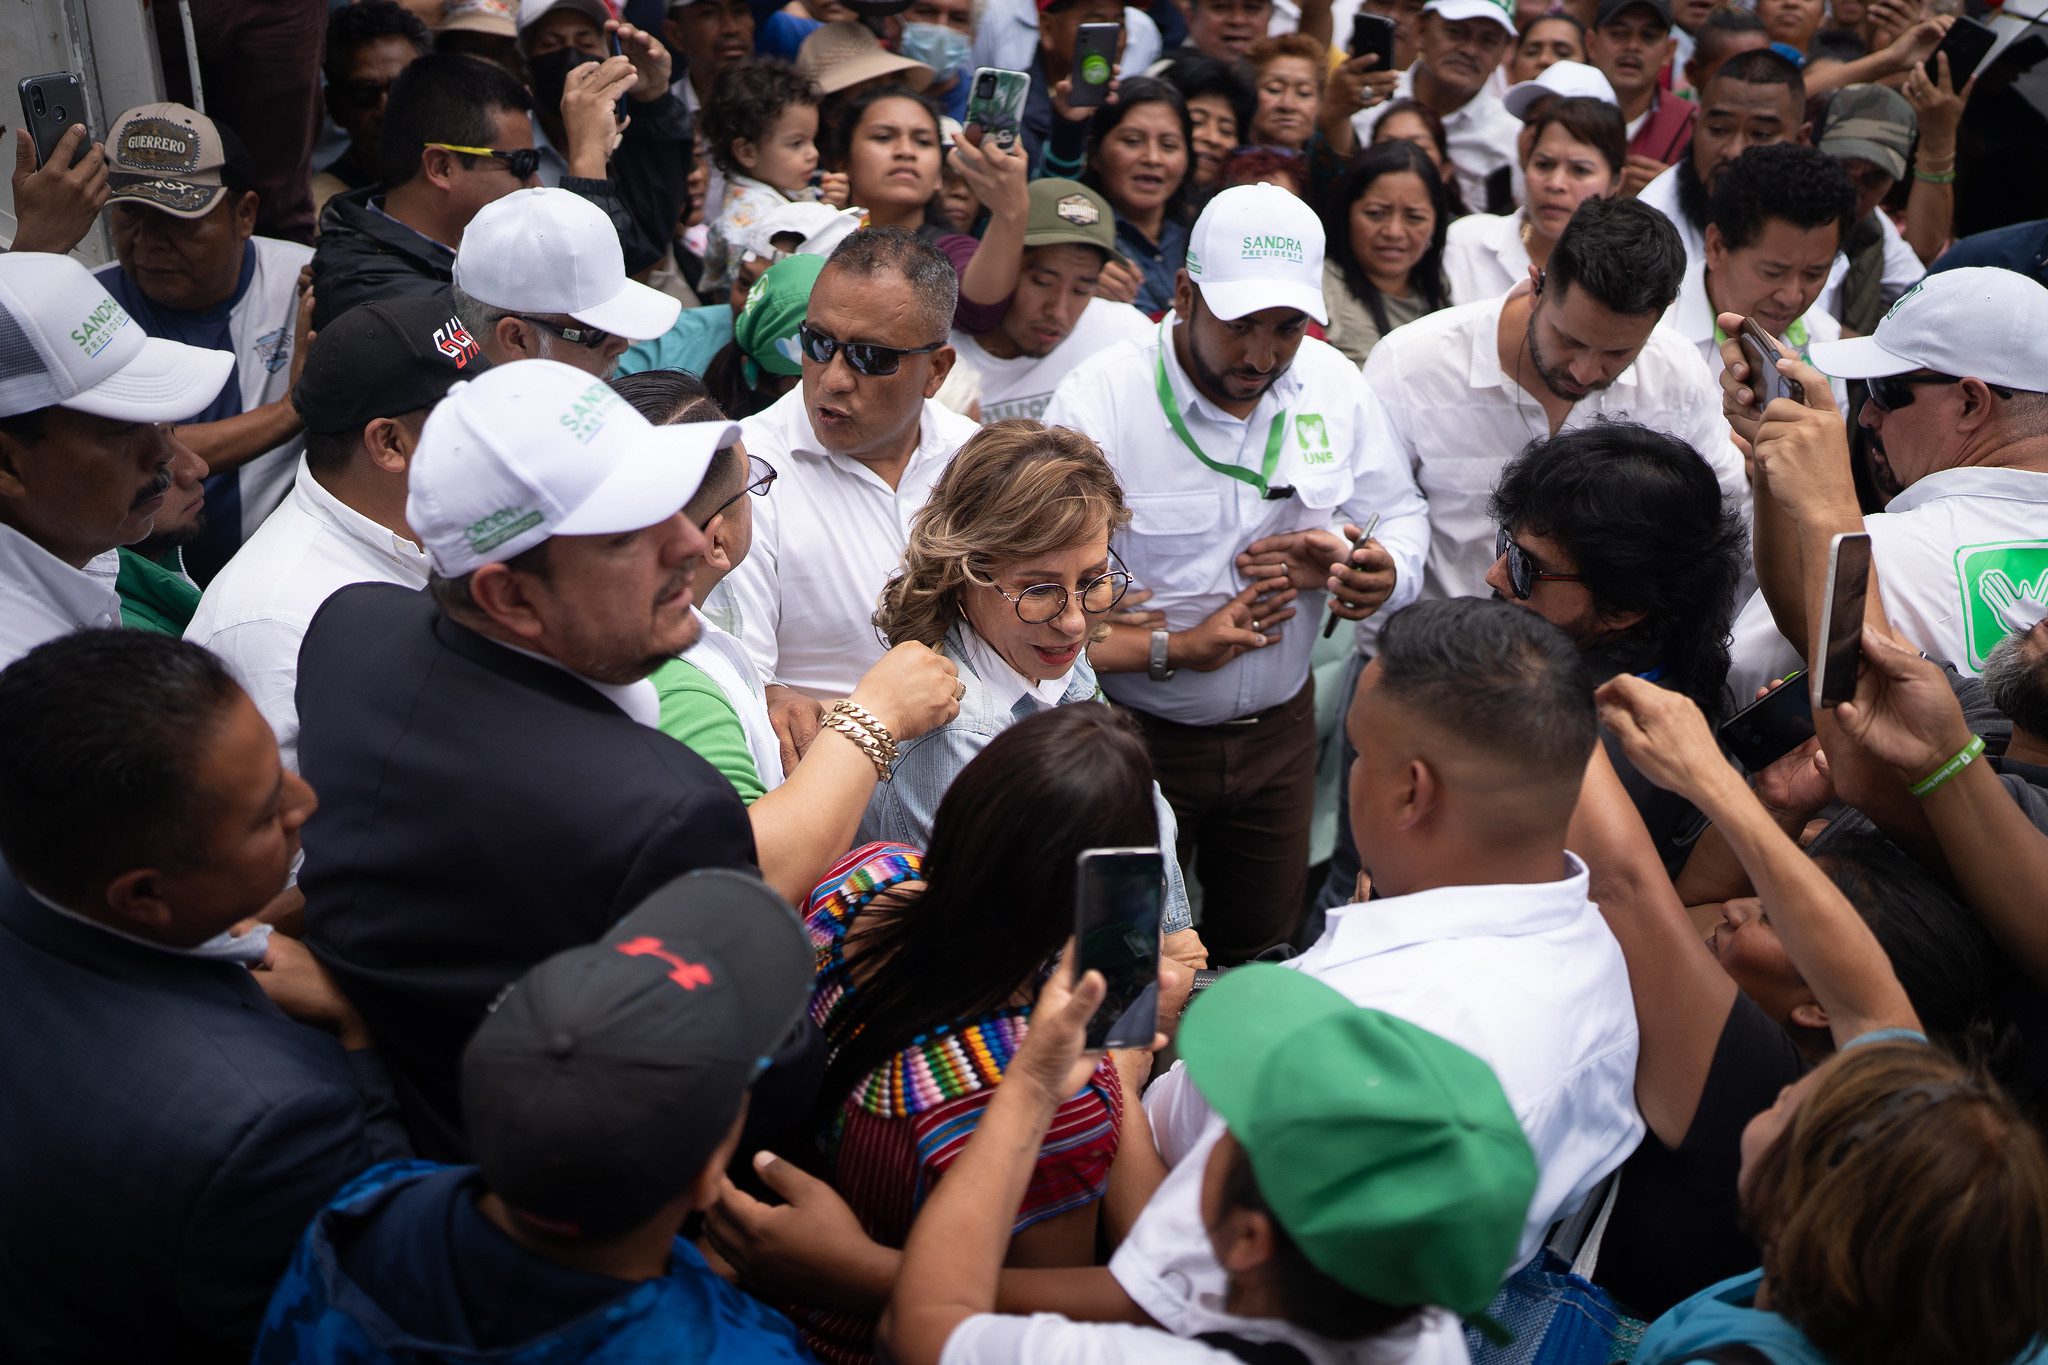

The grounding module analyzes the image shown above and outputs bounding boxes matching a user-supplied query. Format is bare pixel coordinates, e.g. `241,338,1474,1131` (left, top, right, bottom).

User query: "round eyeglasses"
986,557,1133,623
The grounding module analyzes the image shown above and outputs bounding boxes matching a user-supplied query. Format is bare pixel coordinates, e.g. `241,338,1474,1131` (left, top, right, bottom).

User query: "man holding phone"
1021,0,1126,166
1349,0,1522,213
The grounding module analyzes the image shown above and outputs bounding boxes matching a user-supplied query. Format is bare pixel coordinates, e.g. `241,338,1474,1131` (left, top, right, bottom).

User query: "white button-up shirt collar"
1109,853,1642,1339
0,522,122,668
1353,66,1521,215
1042,323,1430,725
723,386,980,697
959,620,1068,714
1363,287,1746,607
1666,261,1848,409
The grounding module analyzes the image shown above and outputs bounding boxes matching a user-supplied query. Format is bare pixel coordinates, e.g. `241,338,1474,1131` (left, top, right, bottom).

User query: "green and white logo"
1955,539,2048,669
559,382,621,445
1878,278,1929,329
70,299,129,360
1080,52,1111,84
465,506,545,555
1294,412,1334,465
1240,233,1304,264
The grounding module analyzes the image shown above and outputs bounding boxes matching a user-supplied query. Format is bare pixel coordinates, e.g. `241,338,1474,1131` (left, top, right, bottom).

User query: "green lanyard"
1154,326,1289,497
1713,316,1811,362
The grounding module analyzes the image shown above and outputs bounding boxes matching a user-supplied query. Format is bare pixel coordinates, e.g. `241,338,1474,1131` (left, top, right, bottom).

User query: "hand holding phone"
1717,672,1816,772
1922,14,1996,88
1349,12,1397,67
1737,317,1805,410
17,74,90,169
965,67,1033,151
1075,848,1164,1050
1070,24,1121,109
1813,533,1873,709
1323,512,1380,638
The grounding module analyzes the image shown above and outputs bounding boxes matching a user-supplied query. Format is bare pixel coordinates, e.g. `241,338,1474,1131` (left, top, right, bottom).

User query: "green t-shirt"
651,656,765,804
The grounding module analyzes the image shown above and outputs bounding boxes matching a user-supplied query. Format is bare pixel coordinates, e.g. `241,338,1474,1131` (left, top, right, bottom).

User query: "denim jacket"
856,624,1193,933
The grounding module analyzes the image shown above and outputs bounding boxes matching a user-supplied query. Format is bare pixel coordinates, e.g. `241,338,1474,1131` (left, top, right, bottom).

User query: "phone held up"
965,67,1033,151
1349,12,1397,68
1070,24,1121,108
17,73,90,169
1717,670,1816,773
1812,532,1872,711
1074,847,1164,1051
1737,317,1805,409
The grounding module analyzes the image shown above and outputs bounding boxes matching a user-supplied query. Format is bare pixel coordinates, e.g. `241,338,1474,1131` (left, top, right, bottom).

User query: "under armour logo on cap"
616,936,715,990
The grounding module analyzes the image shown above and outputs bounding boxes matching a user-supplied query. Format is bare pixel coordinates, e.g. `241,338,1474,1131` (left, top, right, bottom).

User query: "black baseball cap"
290,294,491,436
1594,0,1671,26
460,869,814,1239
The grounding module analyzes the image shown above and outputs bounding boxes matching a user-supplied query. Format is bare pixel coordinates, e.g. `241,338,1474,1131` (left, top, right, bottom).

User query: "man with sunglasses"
1722,268,2048,696
451,188,682,380
723,227,980,703
1043,184,1430,964
311,1,431,222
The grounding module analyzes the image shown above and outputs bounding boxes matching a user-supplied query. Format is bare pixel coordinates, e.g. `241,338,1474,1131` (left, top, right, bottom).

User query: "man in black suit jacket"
0,632,410,1364
296,359,766,1158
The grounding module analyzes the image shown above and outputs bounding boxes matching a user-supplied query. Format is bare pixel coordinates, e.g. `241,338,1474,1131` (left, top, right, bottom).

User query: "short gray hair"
824,226,958,340
451,281,516,342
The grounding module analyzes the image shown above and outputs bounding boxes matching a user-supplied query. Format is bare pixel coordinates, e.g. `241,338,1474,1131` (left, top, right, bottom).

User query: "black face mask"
527,47,600,120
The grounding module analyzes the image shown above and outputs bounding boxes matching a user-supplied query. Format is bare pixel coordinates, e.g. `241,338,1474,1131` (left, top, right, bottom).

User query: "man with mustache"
1043,184,1430,963
1584,0,1695,196
1723,268,2048,695
1350,0,1523,213
0,253,231,668
1634,47,1808,269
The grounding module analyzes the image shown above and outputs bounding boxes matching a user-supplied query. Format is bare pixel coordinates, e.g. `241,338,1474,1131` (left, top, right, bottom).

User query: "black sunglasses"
1865,371,2017,413
514,315,614,350
426,142,543,180
798,323,946,377
1496,527,1584,600
336,79,393,111
699,453,777,529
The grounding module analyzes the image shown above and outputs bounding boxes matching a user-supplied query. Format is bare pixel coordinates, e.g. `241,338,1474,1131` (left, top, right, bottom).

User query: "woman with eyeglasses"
862,420,1202,959
1444,95,1624,305
614,370,964,906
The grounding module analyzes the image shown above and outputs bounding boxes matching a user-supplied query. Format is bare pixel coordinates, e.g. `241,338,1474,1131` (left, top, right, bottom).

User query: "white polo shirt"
1112,855,1643,1337
952,299,1154,424
1041,323,1430,726
938,1307,1470,1364
0,524,122,669
1727,465,2048,696
1364,288,1745,606
725,386,980,697
1444,211,1531,307
184,459,430,770
1665,260,1848,411
1352,67,1521,217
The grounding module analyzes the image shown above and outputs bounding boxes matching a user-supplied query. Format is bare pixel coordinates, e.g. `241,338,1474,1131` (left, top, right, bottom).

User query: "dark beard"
1674,152,1711,233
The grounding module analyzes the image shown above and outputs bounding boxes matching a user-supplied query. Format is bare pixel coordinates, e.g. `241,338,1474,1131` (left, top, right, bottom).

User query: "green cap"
1818,83,1916,182
735,253,827,384
1178,965,1538,1320
1024,178,1118,258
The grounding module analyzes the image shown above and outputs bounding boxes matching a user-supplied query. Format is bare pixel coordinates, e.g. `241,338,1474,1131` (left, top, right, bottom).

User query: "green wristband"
1909,734,1985,798
1913,169,1957,184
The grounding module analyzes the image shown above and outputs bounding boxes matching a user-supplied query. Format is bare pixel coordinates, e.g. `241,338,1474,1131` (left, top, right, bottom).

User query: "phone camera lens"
51,105,66,123
976,74,994,96
30,90,46,115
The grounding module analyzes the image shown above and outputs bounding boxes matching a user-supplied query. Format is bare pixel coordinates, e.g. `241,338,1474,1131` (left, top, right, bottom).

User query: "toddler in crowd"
701,59,850,291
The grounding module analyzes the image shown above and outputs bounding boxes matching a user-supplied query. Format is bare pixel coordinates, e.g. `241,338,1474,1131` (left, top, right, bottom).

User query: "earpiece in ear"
1533,269,1545,294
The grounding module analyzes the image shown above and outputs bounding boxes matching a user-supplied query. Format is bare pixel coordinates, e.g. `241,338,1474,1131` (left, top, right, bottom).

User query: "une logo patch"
1294,412,1334,464
1955,540,2048,670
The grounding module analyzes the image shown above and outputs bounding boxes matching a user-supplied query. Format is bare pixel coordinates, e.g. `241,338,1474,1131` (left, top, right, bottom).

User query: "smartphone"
1074,847,1164,1050
1349,12,1397,68
1322,511,1380,639
1071,24,1121,108
606,33,632,129
1813,532,1872,710
1717,671,1816,772
964,67,1032,151
1738,317,1805,408
17,73,89,169
1924,14,1996,88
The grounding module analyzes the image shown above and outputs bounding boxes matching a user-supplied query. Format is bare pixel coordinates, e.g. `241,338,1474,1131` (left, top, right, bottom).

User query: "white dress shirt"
972,0,1161,75
184,461,430,770
1664,260,1848,411
1112,855,1643,1338
1352,68,1521,216
1041,322,1430,725
0,523,122,669
725,386,980,697
1633,163,1704,267
1727,465,2048,696
1363,288,1745,606
681,608,787,790
952,299,1154,423
1443,211,1531,306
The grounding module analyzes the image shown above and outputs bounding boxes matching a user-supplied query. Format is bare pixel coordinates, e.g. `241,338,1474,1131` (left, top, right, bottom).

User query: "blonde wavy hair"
874,420,1132,651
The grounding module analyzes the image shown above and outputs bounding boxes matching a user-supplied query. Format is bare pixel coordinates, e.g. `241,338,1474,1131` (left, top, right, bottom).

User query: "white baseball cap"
745,201,865,261
1503,61,1619,120
1185,184,1328,326
1424,0,1517,35
455,188,682,341
1809,268,2048,390
0,253,234,423
518,0,612,31
406,358,740,577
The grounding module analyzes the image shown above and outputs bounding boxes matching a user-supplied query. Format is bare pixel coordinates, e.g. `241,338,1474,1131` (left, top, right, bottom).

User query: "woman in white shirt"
1445,96,1624,304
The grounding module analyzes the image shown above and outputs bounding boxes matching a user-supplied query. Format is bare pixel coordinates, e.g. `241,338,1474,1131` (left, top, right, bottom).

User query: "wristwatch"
1148,628,1176,682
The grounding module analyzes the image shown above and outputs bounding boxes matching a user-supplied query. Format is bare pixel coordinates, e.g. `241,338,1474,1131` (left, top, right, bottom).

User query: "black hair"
1156,52,1257,141
0,632,241,901
700,340,782,419
1218,1144,1421,1341
1083,76,1197,228
0,409,48,445
1547,196,1686,316
301,409,430,475
376,52,535,189
1523,95,1627,178
1698,4,1767,44
700,59,819,180
814,705,1157,1117
1519,10,1587,42
1368,99,1473,218
1374,598,1599,782
428,540,553,616
826,224,960,338
819,81,940,171
1707,46,1806,105
1490,421,1747,719
324,0,431,85
1708,141,1856,254
608,368,724,424
1321,141,1451,335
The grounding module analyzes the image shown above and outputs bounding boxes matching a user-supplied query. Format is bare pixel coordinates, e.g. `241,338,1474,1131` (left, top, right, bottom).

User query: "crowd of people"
4,0,2048,1359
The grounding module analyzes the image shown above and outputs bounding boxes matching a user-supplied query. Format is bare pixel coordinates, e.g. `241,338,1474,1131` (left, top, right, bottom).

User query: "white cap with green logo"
1809,267,2048,392
406,358,741,577
0,252,233,423
1185,183,1329,326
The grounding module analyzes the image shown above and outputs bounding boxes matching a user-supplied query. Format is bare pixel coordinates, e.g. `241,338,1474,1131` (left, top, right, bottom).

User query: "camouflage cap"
1818,83,1916,182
